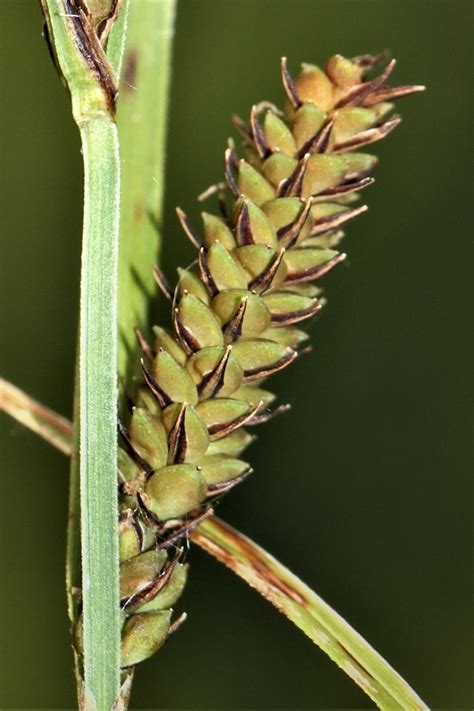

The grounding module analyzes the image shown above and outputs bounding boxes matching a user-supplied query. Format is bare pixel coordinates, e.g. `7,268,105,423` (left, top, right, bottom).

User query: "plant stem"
78,115,121,708
38,2,128,707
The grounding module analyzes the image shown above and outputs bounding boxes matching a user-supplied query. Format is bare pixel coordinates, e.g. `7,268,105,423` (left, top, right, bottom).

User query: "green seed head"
175,292,224,351
137,564,188,613
161,402,209,464
120,550,168,607
238,160,276,206
263,110,296,154
116,51,423,669
197,453,251,485
121,611,172,667
119,510,143,562
186,346,244,398
202,211,236,250
145,464,208,520
129,408,168,471
152,349,198,406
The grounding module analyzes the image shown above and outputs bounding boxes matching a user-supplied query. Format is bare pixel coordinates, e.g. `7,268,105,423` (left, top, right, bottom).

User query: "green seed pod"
118,447,141,483
243,144,263,171
137,564,188,612
120,549,168,608
177,267,211,304
260,326,310,349
129,407,168,471
325,54,362,89
232,338,296,379
302,154,348,197
119,510,143,562
332,107,378,144
135,386,162,417
152,349,198,406
186,346,243,398
204,241,248,290
206,428,255,456
197,453,251,485
311,201,348,224
341,152,378,179
161,402,209,464
285,283,323,298
144,464,207,520
212,290,271,338
237,160,276,206
263,291,321,326
371,101,394,122
236,244,288,289
153,326,188,366
262,197,313,242
231,384,276,408
234,197,278,248
284,248,341,283
201,211,236,250
295,63,335,111
121,610,171,667
262,153,298,188
292,103,327,151
263,111,296,155
174,292,224,352
196,397,262,440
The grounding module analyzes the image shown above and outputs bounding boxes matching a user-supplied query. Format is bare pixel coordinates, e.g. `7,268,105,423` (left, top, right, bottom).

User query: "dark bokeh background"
0,1,472,708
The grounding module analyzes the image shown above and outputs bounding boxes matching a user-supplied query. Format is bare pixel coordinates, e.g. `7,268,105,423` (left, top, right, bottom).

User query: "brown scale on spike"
134,327,155,362
198,345,234,398
198,247,219,296
140,357,171,408
152,265,174,301
176,207,202,249
237,199,260,246
223,296,248,342
166,402,188,463
102,52,424,671
280,152,311,198
248,248,286,293
297,117,335,157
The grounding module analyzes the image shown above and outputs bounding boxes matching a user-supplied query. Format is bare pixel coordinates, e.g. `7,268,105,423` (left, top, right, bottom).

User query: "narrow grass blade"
191,518,428,711
0,382,428,710
113,0,177,381
0,378,72,455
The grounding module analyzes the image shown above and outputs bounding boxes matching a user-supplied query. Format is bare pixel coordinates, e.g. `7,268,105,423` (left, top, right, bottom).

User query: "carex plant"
73,53,424,669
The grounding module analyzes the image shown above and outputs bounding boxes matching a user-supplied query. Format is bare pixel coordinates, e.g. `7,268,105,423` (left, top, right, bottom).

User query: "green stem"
78,116,121,708
39,2,127,707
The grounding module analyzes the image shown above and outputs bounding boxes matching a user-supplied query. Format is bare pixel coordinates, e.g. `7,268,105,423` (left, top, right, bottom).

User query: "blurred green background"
0,0,472,708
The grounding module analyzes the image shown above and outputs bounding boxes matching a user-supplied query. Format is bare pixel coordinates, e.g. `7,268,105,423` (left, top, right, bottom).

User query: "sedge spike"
74,53,424,670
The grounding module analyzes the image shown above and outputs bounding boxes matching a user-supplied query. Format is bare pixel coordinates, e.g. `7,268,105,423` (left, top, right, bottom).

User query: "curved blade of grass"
38,2,127,707
0,378,72,455
191,518,428,710
0,381,428,710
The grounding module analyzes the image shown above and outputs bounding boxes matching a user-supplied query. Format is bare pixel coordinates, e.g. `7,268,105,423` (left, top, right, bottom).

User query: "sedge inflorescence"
101,53,423,667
